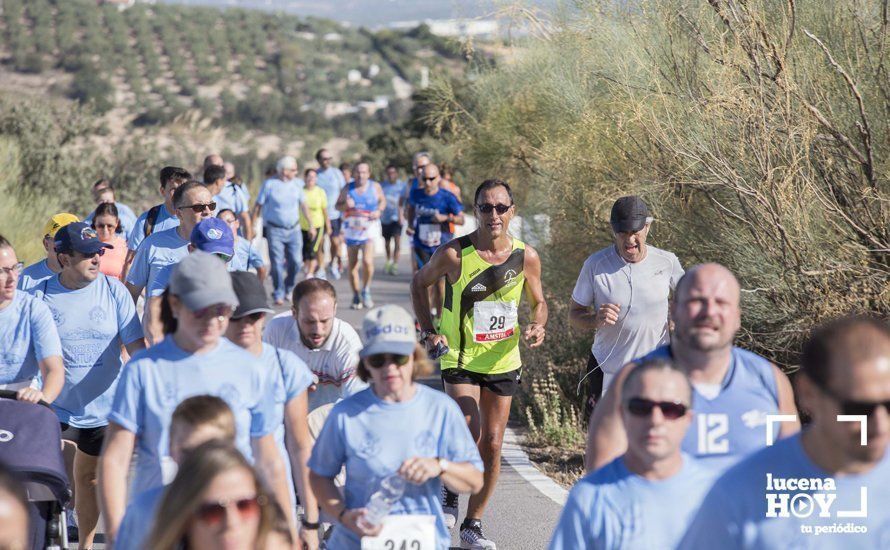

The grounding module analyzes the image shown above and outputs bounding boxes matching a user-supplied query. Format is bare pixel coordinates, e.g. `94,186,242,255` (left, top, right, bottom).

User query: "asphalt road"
78,238,566,549
308,248,566,549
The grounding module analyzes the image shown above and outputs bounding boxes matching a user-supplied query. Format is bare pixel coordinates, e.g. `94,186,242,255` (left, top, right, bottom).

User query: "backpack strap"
143,205,163,238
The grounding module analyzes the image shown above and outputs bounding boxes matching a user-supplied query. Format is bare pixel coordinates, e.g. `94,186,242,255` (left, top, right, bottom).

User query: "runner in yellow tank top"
411,179,548,548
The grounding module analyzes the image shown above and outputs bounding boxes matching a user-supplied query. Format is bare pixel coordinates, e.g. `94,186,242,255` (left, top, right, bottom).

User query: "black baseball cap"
53,222,114,255
230,271,274,319
610,196,651,233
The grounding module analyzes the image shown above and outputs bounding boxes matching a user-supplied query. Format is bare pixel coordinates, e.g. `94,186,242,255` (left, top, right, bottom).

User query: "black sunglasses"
819,385,890,418
476,203,512,215
232,312,264,323
366,353,411,369
179,202,216,213
625,397,689,420
422,176,438,182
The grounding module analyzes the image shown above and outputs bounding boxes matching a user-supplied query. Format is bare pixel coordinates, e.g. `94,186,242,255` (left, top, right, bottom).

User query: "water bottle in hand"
429,341,449,360
359,474,406,529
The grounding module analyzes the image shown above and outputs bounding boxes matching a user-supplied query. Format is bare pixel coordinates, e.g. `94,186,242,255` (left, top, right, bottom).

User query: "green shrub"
525,369,584,449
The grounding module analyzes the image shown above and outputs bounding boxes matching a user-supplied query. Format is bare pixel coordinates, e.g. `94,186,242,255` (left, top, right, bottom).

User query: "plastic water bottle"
359,474,406,529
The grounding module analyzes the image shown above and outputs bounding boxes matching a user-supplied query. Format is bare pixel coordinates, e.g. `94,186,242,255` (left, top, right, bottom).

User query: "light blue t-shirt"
115,485,163,550
316,167,347,220
229,237,264,272
0,291,62,386
381,179,407,223
214,183,248,215
109,336,279,495
308,385,484,550
549,454,717,549
125,228,189,297
17,259,55,292
128,204,179,251
259,344,313,506
30,275,143,428
681,432,890,549
85,201,138,238
256,177,305,228
639,346,780,472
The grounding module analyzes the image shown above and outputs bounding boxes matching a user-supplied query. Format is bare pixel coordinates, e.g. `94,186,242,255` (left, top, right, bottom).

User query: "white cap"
360,305,416,358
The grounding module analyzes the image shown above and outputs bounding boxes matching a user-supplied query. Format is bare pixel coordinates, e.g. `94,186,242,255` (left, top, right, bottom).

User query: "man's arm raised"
584,361,638,472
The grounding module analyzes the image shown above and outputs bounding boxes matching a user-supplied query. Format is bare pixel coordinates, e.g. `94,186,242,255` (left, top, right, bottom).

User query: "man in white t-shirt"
262,277,366,412
569,196,684,419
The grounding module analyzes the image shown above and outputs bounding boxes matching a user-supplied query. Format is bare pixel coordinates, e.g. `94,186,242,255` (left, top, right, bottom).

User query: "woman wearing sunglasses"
309,305,484,549
98,252,291,548
91,202,128,280
146,440,282,550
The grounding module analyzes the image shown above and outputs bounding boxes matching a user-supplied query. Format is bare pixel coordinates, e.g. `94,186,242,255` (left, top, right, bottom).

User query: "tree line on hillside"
1,0,463,134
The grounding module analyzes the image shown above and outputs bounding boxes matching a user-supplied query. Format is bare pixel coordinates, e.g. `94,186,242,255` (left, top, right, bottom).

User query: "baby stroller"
0,390,70,549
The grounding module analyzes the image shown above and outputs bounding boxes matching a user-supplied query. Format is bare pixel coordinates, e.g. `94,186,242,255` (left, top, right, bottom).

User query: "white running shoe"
442,486,459,531
460,520,496,549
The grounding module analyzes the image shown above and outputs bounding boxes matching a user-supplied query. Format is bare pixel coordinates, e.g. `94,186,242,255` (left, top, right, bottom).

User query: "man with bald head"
682,316,890,548
585,263,799,472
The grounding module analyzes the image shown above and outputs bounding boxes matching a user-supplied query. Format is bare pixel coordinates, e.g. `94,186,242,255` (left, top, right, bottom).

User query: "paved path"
301,248,566,549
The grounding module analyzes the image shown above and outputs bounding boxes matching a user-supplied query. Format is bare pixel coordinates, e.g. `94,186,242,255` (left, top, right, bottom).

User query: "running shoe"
316,271,327,280
361,288,374,309
384,260,393,274
351,293,363,310
391,264,399,275
442,486,459,531
330,265,341,280
460,519,496,549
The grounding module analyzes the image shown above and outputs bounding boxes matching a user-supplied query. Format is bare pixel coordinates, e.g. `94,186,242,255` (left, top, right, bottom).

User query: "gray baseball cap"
360,305,417,358
169,251,239,312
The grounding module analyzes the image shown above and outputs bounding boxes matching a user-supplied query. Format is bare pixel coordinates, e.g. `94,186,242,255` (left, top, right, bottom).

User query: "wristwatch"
438,457,450,475
420,329,437,343
301,518,320,530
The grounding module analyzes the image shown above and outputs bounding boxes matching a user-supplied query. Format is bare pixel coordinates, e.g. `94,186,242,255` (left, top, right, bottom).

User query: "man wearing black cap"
569,196,684,418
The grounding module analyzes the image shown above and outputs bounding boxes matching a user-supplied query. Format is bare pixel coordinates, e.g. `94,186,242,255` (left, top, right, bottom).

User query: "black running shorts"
441,367,522,397
60,424,107,457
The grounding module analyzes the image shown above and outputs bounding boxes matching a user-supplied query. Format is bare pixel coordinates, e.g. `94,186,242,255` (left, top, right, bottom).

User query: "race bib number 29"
473,301,518,343
361,515,436,550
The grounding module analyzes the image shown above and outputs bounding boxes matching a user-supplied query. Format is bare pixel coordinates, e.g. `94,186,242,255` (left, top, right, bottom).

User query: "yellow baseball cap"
42,213,80,239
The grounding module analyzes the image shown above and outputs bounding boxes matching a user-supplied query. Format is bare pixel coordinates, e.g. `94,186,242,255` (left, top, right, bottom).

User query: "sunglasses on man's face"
422,176,438,182
179,202,216,214
476,203,512,215
819,384,890,418
232,312,264,324
194,496,262,526
321,156,333,161
625,397,689,420
366,353,411,369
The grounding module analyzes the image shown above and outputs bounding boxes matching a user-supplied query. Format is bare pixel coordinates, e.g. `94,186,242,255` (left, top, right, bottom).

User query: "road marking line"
501,428,569,505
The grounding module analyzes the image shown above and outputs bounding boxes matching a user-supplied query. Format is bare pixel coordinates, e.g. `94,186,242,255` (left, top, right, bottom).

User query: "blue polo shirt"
214,182,248,215
316,167,346,220
229,237,264,272
256,177,305,228
128,204,179,251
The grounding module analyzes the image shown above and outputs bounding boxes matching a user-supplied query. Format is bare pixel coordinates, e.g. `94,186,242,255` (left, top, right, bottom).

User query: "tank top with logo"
343,182,379,246
639,345,780,471
439,236,526,375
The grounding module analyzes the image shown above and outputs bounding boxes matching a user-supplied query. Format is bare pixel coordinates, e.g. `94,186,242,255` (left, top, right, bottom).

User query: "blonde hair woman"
146,441,279,550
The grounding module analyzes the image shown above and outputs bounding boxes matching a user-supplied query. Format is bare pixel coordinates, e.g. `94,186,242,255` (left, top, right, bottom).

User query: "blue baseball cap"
53,222,113,255
190,218,235,258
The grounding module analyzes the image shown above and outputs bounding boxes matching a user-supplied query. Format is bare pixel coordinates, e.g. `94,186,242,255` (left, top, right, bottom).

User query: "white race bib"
360,515,437,550
344,211,372,242
418,223,442,247
473,301,518,343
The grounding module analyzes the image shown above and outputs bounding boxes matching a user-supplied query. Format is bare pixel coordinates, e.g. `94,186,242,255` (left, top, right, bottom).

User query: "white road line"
501,427,569,506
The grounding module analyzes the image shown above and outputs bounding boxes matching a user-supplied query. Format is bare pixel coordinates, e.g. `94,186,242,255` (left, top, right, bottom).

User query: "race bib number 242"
360,515,436,550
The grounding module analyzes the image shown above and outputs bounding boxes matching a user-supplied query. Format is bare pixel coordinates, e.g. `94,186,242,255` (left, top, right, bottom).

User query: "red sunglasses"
194,495,263,526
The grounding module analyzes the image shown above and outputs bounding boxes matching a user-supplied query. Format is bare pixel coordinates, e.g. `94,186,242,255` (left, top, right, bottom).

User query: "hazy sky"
156,0,508,26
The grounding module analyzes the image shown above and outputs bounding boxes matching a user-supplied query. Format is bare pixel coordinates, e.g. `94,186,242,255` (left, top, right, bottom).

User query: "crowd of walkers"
0,148,887,550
